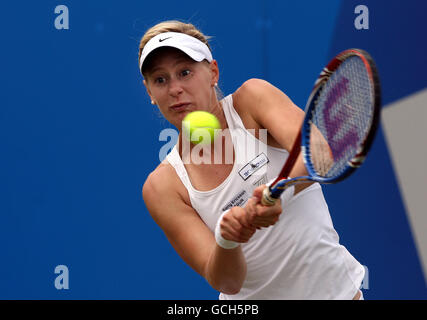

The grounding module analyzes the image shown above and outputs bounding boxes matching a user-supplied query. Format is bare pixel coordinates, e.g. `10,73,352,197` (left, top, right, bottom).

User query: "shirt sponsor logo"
238,153,269,181
222,190,248,212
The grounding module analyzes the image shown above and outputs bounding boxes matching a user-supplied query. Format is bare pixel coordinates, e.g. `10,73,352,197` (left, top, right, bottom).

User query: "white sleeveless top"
166,94,365,299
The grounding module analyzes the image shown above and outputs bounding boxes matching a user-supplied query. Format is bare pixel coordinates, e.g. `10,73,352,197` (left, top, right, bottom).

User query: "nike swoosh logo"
159,37,172,42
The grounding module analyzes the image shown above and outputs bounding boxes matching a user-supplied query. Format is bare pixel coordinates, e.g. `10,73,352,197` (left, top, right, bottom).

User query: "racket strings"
309,56,374,178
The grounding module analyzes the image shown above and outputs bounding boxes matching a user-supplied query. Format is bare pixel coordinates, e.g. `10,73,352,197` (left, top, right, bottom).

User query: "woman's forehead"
143,47,194,73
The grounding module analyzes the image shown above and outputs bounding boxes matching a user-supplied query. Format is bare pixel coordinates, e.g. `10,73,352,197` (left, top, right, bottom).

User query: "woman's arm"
233,78,313,193
143,164,250,294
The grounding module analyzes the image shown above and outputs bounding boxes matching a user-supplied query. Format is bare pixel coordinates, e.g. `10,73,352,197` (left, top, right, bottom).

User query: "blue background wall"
1,0,426,299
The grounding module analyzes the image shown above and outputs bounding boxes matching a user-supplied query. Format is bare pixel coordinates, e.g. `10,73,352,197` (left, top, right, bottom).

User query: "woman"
140,20,364,300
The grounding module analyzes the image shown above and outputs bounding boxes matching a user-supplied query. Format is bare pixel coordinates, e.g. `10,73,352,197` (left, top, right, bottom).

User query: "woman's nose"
168,78,183,97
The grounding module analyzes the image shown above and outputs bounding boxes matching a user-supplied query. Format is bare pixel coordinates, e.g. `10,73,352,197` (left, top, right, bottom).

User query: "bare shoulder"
233,78,273,95
232,79,269,130
232,78,304,151
142,161,189,218
232,78,270,111
142,162,175,200
232,78,296,125
233,78,285,107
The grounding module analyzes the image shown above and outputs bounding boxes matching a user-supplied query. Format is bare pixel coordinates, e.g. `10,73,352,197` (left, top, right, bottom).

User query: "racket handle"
261,187,277,206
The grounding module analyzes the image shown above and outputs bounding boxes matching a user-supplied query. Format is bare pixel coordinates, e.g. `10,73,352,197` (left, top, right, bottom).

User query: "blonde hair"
138,20,212,71
138,20,223,100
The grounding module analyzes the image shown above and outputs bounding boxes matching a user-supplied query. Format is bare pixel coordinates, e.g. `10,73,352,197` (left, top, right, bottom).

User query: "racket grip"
261,187,277,206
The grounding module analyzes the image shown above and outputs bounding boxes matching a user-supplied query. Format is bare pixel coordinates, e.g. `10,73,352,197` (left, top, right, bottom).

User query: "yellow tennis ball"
182,111,221,145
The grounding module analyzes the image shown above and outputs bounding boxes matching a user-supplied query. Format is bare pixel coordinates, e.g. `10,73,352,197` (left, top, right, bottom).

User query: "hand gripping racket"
261,48,381,206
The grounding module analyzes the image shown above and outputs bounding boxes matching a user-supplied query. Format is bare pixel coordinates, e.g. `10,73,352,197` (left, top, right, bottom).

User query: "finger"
235,227,254,242
222,209,255,241
239,231,255,243
222,211,242,234
251,219,277,228
220,229,240,242
251,204,282,227
234,207,256,231
252,185,266,202
244,198,258,225
223,225,254,243
234,220,256,241
220,218,243,242
256,199,282,217
239,217,257,235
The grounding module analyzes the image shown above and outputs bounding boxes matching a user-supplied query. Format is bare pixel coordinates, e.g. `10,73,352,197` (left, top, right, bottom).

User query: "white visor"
139,32,213,72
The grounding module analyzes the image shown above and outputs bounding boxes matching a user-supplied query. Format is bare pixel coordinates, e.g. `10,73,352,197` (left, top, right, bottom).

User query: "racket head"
301,49,381,184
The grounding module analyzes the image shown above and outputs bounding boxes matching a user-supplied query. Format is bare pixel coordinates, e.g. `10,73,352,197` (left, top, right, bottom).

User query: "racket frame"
302,48,381,184
263,49,381,205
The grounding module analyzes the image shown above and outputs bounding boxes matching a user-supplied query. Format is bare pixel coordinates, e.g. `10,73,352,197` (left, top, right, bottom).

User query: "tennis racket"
261,48,381,206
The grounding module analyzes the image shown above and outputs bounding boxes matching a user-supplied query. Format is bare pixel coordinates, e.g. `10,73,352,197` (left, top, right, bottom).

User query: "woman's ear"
143,79,156,105
210,60,219,87
143,79,150,95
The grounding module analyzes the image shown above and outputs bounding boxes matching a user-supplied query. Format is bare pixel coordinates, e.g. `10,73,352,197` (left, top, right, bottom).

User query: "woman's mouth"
170,102,190,112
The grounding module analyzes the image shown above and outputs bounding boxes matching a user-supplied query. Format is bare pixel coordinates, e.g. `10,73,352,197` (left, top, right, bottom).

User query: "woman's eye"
155,77,165,84
180,69,191,77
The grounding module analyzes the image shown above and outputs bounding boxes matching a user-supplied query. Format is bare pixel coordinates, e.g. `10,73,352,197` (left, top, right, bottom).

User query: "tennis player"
140,21,365,300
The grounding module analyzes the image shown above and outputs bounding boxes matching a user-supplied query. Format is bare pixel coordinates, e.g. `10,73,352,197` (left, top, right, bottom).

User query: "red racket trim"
270,130,302,187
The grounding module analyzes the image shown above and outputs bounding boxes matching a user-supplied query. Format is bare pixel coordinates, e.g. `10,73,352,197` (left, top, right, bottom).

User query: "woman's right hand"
219,185,283,243
245,185,283,229
218,206,256,244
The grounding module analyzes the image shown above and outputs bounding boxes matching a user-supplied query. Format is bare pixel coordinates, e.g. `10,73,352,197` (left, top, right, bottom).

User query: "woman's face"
143,47,219,129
